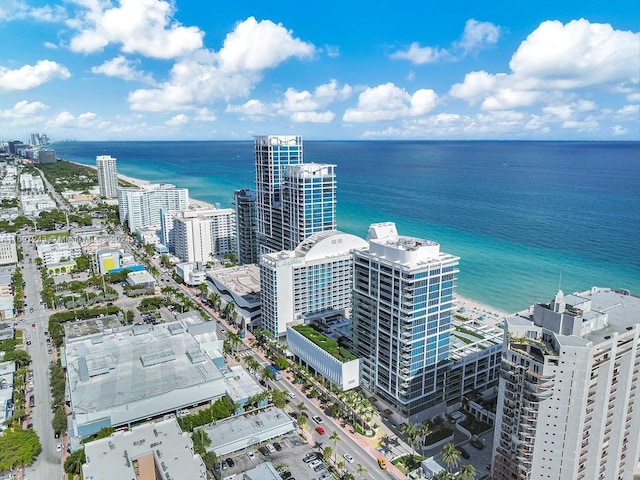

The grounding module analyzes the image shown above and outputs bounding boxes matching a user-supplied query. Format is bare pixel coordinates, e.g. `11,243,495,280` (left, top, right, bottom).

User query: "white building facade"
96,155,118,198
259,231,367,338
170,208,236,263
351,222,460,418
37,241,82,266
492,287,640,480
0,234,18,265
117,184,189,232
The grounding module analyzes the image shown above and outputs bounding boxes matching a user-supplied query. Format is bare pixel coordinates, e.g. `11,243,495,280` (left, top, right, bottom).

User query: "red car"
315,426,325,435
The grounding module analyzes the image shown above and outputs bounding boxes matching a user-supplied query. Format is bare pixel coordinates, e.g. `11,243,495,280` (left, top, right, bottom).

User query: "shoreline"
68,160,513,317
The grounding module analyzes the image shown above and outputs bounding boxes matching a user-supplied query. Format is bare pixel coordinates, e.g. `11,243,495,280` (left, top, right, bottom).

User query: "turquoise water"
53,140,640,312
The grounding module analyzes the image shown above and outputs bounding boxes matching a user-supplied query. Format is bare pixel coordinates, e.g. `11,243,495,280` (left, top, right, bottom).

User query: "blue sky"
1,0,638,141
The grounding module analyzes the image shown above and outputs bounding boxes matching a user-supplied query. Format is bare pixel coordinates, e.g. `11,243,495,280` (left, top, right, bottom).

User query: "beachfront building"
259,231,367,338
117,184,189,232
37,149,56,164
282,163,336,250
492,287,640,480
82,417,207,480
170,208,236,263
351,222,460,419
96,155,118,198
254,135,304,254
234,189,258,265
0,234,18,265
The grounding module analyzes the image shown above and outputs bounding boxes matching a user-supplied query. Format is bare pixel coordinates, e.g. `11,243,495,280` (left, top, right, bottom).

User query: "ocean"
52,140,640,313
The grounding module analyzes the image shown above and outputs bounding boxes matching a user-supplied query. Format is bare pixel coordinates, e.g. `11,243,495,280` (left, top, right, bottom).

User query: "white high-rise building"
117,184,189,232
170,208,236,263
96,155,118,198
351,222,460,418
492,287,640,480
259,231,367,338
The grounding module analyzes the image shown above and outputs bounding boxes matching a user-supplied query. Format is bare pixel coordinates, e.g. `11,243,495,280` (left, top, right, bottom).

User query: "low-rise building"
126,270,156,289
37,241,82,267
0,234,18,265
82,417,206,480
0,359,16,434
205,264,261,331
95,248,121,275
176,262,206,286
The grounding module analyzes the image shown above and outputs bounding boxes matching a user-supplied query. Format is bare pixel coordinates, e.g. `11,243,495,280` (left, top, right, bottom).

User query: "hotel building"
492,287,640,480
254,135,304,254
169,208,236,263
96,155,118,198
259,231,367,338
351,222,460,418
117,184,189,232
0,234,17,265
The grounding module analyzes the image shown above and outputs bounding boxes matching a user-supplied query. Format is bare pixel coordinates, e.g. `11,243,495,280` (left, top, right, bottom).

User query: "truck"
267,365,281,381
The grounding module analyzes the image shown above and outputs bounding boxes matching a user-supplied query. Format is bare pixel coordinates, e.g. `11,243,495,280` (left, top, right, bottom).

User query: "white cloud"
456,19,501,53
225,99,270,117
194,108,216,122
1,1,66,22
68,0,204,59
390,43,448,65
0,60,70,91
92,56,155,85
0,100,48,118
279,80,352,113
509,19,639,89
449,19,640,112
44,41,58,49
165,114,188,126
128,17,316,112
343,83,437,122
216,17,314,72
391,19,500,64
627,92,640,102
617,104,640,116
290,111,335,123
612,125,628,135
45,110,102,129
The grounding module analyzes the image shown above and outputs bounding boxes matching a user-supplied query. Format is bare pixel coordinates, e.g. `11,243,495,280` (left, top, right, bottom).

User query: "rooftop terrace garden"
292,325,357,363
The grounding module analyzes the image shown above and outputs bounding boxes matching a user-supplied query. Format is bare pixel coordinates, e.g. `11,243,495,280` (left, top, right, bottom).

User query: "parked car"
315,426,325,435
280,471,292,479
456,446,471,459
470,437,485,450
303,453,318,463
258,446,269,456
308,460,322,469
273,441,282,451
313,463,326,473
226,458,235,467
318,473,332,480
265,443,276,453
246,451,255,460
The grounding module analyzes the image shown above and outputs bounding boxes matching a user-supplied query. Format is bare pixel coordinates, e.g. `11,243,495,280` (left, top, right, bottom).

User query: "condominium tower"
96,155,118,198
117,184,189,232
234,189,258,265
171,208,236,263
352,222,460,418
260,231,367,337
492,287,640,480
254,135,304,254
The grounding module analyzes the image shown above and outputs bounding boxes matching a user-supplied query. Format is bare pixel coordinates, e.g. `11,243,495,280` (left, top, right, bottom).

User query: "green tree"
0,428,41,471
4,349,31,368
203,451,219,474
274,356,289,371
64,449,86,476
270,389,288,409
262,365,275,381
245,357,260,373
442,442,462,473
52,406,67,435
401,422,418,460
458,464,477,480
329,430,340,464
192,429,211,456
322,446,333,461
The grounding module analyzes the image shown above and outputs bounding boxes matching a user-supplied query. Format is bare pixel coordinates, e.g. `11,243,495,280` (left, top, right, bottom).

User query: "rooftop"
207,264,261,298
291,325,357,362
82,418,206,480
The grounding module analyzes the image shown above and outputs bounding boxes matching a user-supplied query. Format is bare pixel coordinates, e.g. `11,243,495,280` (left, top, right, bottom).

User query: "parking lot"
220,432,329,480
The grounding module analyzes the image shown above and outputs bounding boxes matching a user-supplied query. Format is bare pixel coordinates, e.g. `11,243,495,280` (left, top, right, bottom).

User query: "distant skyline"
1,0,638,141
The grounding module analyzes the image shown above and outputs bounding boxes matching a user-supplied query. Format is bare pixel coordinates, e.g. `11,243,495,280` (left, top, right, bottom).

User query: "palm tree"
296,402,307,416
442,443,462,473
417,421,431,455
270,389,288,408
329,430,340,464
297,413,307,433
227,332,242,353
401,423,418,459
458,464,477,480
246,357,260,373
209,292,221,312
356,463,367,480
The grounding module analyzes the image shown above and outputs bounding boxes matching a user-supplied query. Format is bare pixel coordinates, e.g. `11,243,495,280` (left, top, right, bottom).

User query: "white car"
56,443,62,452
288,392,297,399
265,443,276,453
177,409,189,417
312,415,323,424
308,460,322,469
343,453,354,463
246,451,255,460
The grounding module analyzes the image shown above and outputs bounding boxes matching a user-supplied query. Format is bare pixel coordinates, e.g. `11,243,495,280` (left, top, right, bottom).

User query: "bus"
267,365,281,381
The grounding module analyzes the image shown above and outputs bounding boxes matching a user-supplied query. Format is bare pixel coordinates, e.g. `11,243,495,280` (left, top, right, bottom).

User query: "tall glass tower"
96,155,118,198
254,135,303,254
352,222,460,419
